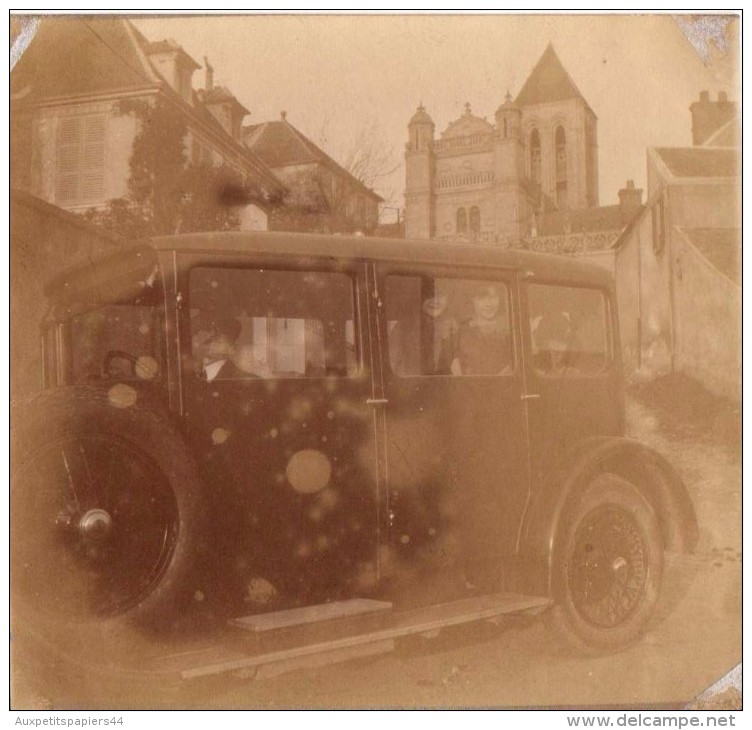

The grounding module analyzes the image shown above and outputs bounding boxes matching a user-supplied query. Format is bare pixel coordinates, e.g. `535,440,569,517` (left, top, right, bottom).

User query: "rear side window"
385,275,513,377
528,284,609,376
189,267,357,379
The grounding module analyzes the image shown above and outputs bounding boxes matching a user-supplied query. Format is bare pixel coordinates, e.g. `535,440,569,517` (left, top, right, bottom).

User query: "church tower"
404,104,435,239
493,92,529,242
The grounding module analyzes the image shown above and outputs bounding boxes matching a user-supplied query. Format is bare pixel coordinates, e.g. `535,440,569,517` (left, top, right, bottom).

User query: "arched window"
503,118,508,139
530,128,541,184
457,207,468,236
555,126,568,209
469,206,481,240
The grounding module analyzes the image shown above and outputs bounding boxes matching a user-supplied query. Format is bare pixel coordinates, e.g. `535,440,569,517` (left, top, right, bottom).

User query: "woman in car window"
451,283,512,376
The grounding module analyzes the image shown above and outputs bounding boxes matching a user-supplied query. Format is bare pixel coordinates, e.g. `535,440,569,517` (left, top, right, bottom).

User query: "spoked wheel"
568,505,650,630
547,473,663,654
13,434,179,622
11,387,204,670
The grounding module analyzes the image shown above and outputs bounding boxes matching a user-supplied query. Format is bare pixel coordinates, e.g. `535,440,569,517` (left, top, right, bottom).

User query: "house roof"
682,228,741,285
537,203,642,237
515,44,593,114
10,17,158,99
11,17,286,201
653,147,740,179
243,118,383,202
702,117,741,148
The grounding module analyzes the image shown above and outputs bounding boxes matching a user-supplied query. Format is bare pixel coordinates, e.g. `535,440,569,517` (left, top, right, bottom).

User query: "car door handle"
366,398,389,405
521,393,541,401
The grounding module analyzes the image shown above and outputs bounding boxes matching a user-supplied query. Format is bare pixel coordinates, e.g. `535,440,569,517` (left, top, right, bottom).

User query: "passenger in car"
192,315,253,381
451,283,512,376
533,311,578,376
420,293,459,375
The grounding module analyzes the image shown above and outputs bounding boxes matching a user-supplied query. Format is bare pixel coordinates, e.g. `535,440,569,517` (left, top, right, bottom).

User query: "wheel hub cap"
78,508,113,542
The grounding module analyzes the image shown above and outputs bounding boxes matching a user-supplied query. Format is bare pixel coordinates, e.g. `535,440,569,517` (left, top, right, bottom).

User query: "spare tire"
11,385,204,641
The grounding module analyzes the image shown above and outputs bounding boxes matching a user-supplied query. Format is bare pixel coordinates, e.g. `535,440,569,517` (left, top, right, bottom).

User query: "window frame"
184,262,363,381
382,269,519,380
525,281,614,379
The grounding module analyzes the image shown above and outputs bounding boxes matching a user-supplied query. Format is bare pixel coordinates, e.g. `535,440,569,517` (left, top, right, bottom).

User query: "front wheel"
547,473,664,653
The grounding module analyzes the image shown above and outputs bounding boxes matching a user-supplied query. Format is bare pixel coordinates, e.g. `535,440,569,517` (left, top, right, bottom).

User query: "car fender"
516,435,699,596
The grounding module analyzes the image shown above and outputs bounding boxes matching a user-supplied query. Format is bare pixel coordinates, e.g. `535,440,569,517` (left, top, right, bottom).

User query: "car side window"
385,275,513,377
528,284,609,377
189,267,358,379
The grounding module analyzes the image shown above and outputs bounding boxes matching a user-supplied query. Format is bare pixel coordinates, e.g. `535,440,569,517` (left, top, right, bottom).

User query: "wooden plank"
253,639,394,680
229,598,393,633
180,593,550,679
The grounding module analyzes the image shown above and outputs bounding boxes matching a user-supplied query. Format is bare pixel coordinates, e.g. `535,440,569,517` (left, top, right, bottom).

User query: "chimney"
690,90,737,145
281,110,287,121
204,57,214,91
618,180,642,211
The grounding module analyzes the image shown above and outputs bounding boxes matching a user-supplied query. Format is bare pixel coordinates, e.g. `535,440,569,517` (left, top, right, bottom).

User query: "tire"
547,473,664,654
11,386,204,656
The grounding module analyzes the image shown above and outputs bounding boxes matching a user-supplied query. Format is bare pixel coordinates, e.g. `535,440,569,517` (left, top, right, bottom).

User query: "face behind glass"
471,286,501,321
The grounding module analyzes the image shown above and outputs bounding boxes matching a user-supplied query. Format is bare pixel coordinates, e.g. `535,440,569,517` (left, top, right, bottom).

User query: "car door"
522,281,623,486
373,264,531,601
179,256,381,607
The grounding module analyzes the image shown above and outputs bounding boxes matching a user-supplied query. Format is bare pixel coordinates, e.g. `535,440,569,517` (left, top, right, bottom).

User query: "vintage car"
11,231,698,670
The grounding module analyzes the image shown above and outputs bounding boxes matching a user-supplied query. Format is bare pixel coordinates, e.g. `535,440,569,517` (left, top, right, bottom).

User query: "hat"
194,313,242,342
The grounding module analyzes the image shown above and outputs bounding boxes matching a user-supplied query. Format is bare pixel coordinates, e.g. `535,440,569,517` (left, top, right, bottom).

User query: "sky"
133,13,739,213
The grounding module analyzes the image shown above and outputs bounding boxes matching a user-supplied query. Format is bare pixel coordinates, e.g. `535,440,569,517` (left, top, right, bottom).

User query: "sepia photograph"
9,11,741,713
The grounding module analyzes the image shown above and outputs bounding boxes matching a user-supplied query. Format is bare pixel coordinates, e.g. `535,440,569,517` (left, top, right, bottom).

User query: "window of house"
528,284,609,376
189,267,358,379
555,126,568,210
56,115,106,205
457,208,468,236
469,206,481,240
386,275,513,378
530,128,542,185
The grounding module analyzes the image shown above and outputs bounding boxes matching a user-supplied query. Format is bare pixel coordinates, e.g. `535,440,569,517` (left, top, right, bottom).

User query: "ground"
11,375,742,710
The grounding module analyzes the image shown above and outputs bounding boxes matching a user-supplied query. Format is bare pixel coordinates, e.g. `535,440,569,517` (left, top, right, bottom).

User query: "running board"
159,593,551,680
229,598,393,632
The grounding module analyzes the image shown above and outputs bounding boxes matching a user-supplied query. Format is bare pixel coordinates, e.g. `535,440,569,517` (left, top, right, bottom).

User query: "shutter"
56,115,106,204
56,117,82,203
81,116,105,201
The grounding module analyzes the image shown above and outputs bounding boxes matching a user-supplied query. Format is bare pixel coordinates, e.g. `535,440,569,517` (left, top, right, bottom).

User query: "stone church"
404,44,600,245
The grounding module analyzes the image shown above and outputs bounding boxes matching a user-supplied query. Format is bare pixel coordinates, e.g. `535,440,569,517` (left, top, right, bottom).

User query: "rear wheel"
547,473,664,653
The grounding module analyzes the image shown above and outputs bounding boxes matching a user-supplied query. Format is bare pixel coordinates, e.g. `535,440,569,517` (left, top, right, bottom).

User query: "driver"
192,315,250,381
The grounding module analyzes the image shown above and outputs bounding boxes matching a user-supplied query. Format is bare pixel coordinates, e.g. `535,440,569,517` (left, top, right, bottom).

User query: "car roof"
150,231,612,286
46,231,612,305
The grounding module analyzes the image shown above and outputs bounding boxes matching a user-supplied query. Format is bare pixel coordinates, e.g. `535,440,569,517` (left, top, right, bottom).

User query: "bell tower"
405,104,435,239
493,92,529,243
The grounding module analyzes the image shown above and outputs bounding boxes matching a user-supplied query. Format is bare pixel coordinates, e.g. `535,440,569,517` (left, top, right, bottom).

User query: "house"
244,113,383,234
613,91,740,399
404,44,600,245
10,17,287,232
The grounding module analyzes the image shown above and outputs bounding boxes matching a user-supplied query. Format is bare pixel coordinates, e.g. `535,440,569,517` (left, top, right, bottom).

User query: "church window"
457,208,468,236
555,126,568,210
530,128,541,185
469,206,481,240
